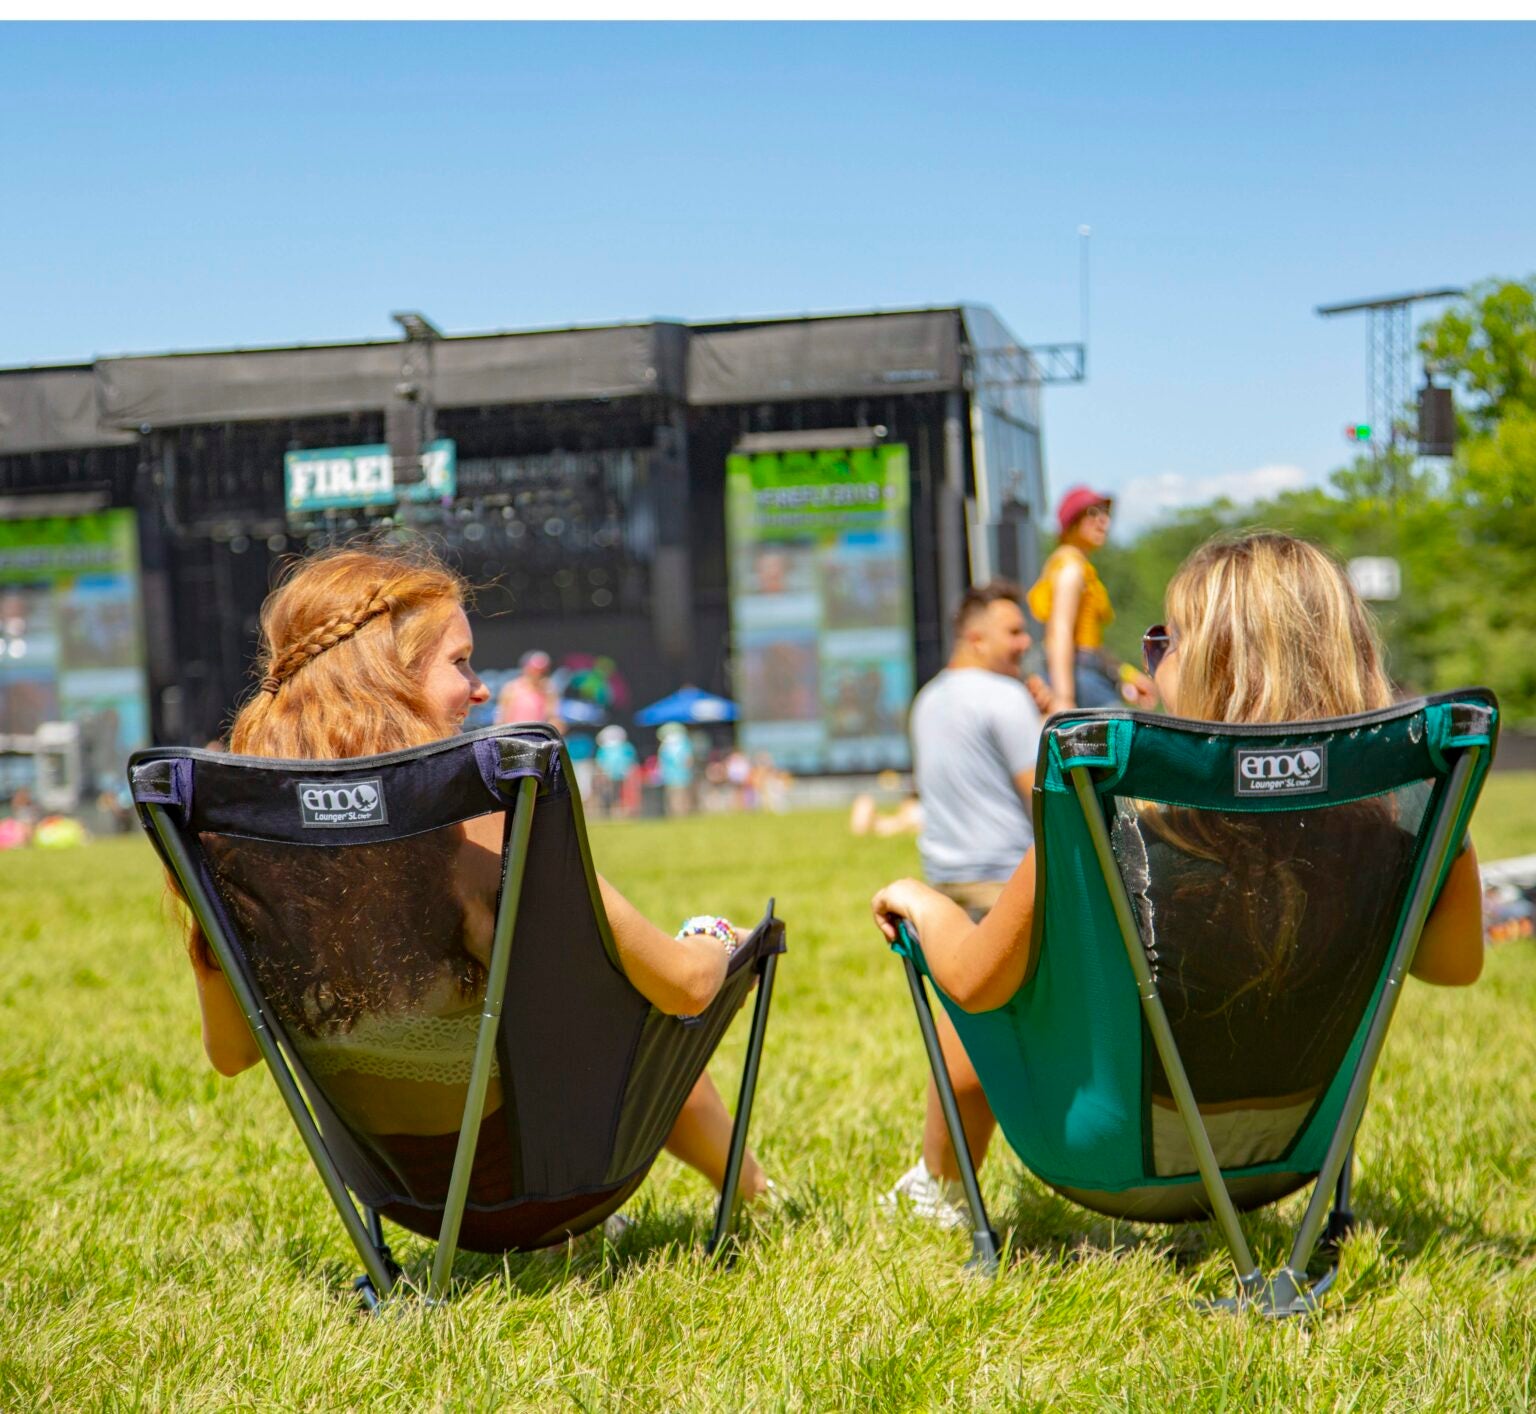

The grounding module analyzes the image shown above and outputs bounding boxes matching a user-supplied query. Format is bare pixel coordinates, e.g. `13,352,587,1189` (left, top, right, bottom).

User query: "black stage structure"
0,308,1046,753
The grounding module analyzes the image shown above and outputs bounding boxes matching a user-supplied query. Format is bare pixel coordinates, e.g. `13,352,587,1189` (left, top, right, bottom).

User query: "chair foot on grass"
353,1274,384,1313
964,1229,1002,1278
1319,1207,1356,1258
353,1250,404,1314
1200,1266,1335,1319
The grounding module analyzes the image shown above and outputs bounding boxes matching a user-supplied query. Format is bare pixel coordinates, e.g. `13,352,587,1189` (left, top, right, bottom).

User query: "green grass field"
2,777,1534,1410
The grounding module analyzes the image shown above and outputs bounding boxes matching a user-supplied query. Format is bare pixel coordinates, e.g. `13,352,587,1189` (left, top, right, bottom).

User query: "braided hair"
184,544,486,1026
231,545,466,760
258,591,393,695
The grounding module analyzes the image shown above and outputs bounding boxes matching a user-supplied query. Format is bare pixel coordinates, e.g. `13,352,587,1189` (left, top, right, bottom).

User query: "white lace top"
289,1002,493,1087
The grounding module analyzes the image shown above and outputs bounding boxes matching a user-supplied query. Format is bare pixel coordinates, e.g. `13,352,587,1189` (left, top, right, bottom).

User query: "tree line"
1089,277,1536,726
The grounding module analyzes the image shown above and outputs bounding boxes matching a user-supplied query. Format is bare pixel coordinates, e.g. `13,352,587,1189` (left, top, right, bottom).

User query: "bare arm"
871,848,1039,1012
1046,561,1083,710
598,876,729,1016
190,949,261,1076
1014,769,1035,801
1409,842,1484,986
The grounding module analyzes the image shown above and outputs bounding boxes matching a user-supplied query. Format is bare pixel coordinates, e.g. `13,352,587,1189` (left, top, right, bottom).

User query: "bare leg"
849,794,876,835
922,1003,997,1183
664,1070,768,1200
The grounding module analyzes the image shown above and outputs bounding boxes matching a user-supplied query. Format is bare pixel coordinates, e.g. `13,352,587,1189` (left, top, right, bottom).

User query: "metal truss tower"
1316,288,1463,456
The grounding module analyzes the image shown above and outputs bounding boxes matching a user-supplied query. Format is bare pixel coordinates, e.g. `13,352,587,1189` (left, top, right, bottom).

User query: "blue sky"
3,22,1533,535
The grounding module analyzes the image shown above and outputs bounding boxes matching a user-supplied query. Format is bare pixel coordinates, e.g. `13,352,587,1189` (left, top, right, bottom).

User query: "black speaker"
1417,383,1455,458
387,393,427,487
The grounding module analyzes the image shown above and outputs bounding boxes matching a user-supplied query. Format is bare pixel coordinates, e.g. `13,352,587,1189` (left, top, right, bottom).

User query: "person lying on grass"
871,529,1485,1225
181,542,770,1247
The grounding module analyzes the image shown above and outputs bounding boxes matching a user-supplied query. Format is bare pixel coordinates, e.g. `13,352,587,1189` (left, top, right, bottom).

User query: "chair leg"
365,1208,402,1282
350,1208,402,1312
708,951,780,1258
900,951,1000,1275
1320,1145,1356,1255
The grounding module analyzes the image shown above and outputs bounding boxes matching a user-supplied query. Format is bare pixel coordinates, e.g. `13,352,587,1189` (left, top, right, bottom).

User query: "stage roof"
0,306,1024,455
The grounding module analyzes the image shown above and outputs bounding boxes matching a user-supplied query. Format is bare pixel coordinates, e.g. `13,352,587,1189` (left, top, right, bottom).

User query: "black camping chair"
130,723,785,1307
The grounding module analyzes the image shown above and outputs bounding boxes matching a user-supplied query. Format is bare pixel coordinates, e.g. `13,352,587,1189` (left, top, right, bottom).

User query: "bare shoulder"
1054,548,1087,585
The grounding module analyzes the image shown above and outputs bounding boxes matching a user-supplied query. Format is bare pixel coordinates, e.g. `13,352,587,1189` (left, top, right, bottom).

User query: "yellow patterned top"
1027,545,1114,651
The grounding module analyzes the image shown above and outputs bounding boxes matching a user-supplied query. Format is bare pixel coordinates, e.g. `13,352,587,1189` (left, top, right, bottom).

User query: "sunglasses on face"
1143,623,1176,675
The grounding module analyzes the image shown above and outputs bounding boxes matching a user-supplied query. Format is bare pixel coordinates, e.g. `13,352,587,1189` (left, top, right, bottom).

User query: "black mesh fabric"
200,819,515,1210
139,728,784,1253
1108,783,1432,1176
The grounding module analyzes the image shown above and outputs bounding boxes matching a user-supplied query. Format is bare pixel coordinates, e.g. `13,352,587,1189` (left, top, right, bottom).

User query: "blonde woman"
184,544,769,1247
873,531,1484,1220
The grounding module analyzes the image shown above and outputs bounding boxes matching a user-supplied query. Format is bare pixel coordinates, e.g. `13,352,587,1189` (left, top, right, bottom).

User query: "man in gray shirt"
884,580,1044,1227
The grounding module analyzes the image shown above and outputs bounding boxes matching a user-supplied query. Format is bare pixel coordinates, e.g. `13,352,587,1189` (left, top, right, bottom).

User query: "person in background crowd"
1028,486,1157,712
657,723,697,817
725,749,754,810
565,730,597,807
0,788,33,849
595,725,640,819
881,579,1044,1229
8,785,39,830
849,770,923,838
495,650,562,727
752,754,791,814
94,787,135,834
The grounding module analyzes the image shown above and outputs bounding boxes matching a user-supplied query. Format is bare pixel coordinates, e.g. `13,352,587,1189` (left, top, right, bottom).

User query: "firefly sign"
284,439,456,513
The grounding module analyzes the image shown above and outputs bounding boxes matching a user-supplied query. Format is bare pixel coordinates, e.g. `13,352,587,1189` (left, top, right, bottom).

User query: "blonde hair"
1148,531,1396,1006
230,542,468,759
1164,530,1392,724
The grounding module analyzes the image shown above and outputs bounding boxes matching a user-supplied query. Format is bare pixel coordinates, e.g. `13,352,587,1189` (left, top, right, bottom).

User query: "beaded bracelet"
675,914,740,954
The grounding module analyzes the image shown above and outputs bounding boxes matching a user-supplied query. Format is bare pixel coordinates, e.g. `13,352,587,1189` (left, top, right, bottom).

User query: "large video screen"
726,444,914,774
0,510,150,798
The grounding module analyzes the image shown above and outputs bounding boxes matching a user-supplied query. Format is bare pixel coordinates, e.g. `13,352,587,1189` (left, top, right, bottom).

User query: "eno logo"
1234,745,1328,796
297,777,388,828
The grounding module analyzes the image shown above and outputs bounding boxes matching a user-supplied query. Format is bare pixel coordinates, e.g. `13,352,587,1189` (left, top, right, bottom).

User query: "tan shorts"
935,879,1006,922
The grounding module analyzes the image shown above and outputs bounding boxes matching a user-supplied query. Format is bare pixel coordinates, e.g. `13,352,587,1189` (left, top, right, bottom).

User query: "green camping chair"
130,724,785,1307
892,690,1496,1317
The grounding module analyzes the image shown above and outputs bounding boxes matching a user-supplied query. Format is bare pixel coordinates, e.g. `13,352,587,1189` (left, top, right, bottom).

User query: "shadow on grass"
978,1167,1536,1305
295,1188,814,1310
986,1176,1230,1272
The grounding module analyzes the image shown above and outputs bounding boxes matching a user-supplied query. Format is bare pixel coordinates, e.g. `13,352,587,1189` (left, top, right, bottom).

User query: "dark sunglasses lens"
1143,625,1170,674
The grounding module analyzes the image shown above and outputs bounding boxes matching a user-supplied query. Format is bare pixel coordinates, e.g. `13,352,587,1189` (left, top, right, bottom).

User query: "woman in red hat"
1027,486,1156,711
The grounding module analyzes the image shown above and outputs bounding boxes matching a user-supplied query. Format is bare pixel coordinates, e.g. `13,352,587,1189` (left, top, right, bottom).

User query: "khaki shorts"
935,879,1006,922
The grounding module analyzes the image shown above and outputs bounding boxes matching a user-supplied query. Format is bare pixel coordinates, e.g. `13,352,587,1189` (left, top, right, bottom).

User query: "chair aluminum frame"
146,773,781,1307
899,743,1482,1316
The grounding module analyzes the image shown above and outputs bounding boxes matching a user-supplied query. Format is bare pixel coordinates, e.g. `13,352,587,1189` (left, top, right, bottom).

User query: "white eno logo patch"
297,777,388,828
1234,746,1328,797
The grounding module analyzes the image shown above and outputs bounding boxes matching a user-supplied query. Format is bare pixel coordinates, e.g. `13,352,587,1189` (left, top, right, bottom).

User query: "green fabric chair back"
901,692,1496,1219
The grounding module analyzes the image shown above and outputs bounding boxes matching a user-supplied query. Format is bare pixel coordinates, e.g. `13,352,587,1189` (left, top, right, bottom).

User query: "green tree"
1420,277,1536,433
1079,276,1536,723
1418,279,1536,718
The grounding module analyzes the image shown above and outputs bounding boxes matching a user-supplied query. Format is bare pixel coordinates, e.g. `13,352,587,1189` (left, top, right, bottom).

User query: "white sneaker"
601,1210,633,1242
879,1159,973,1231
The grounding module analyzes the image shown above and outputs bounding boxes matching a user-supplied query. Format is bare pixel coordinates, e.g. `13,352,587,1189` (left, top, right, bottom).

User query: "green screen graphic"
0,509,150,797
726,445,914,773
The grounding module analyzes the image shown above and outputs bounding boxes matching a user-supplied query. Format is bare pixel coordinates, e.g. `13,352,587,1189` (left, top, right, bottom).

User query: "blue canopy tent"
635,687,739,727
557,698,608,727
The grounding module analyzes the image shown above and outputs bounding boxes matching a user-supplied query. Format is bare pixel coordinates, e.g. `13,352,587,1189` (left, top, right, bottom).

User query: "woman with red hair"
183,542,770,1244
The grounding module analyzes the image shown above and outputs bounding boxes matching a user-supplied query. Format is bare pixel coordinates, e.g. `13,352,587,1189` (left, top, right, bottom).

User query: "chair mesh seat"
132,724,784,1291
